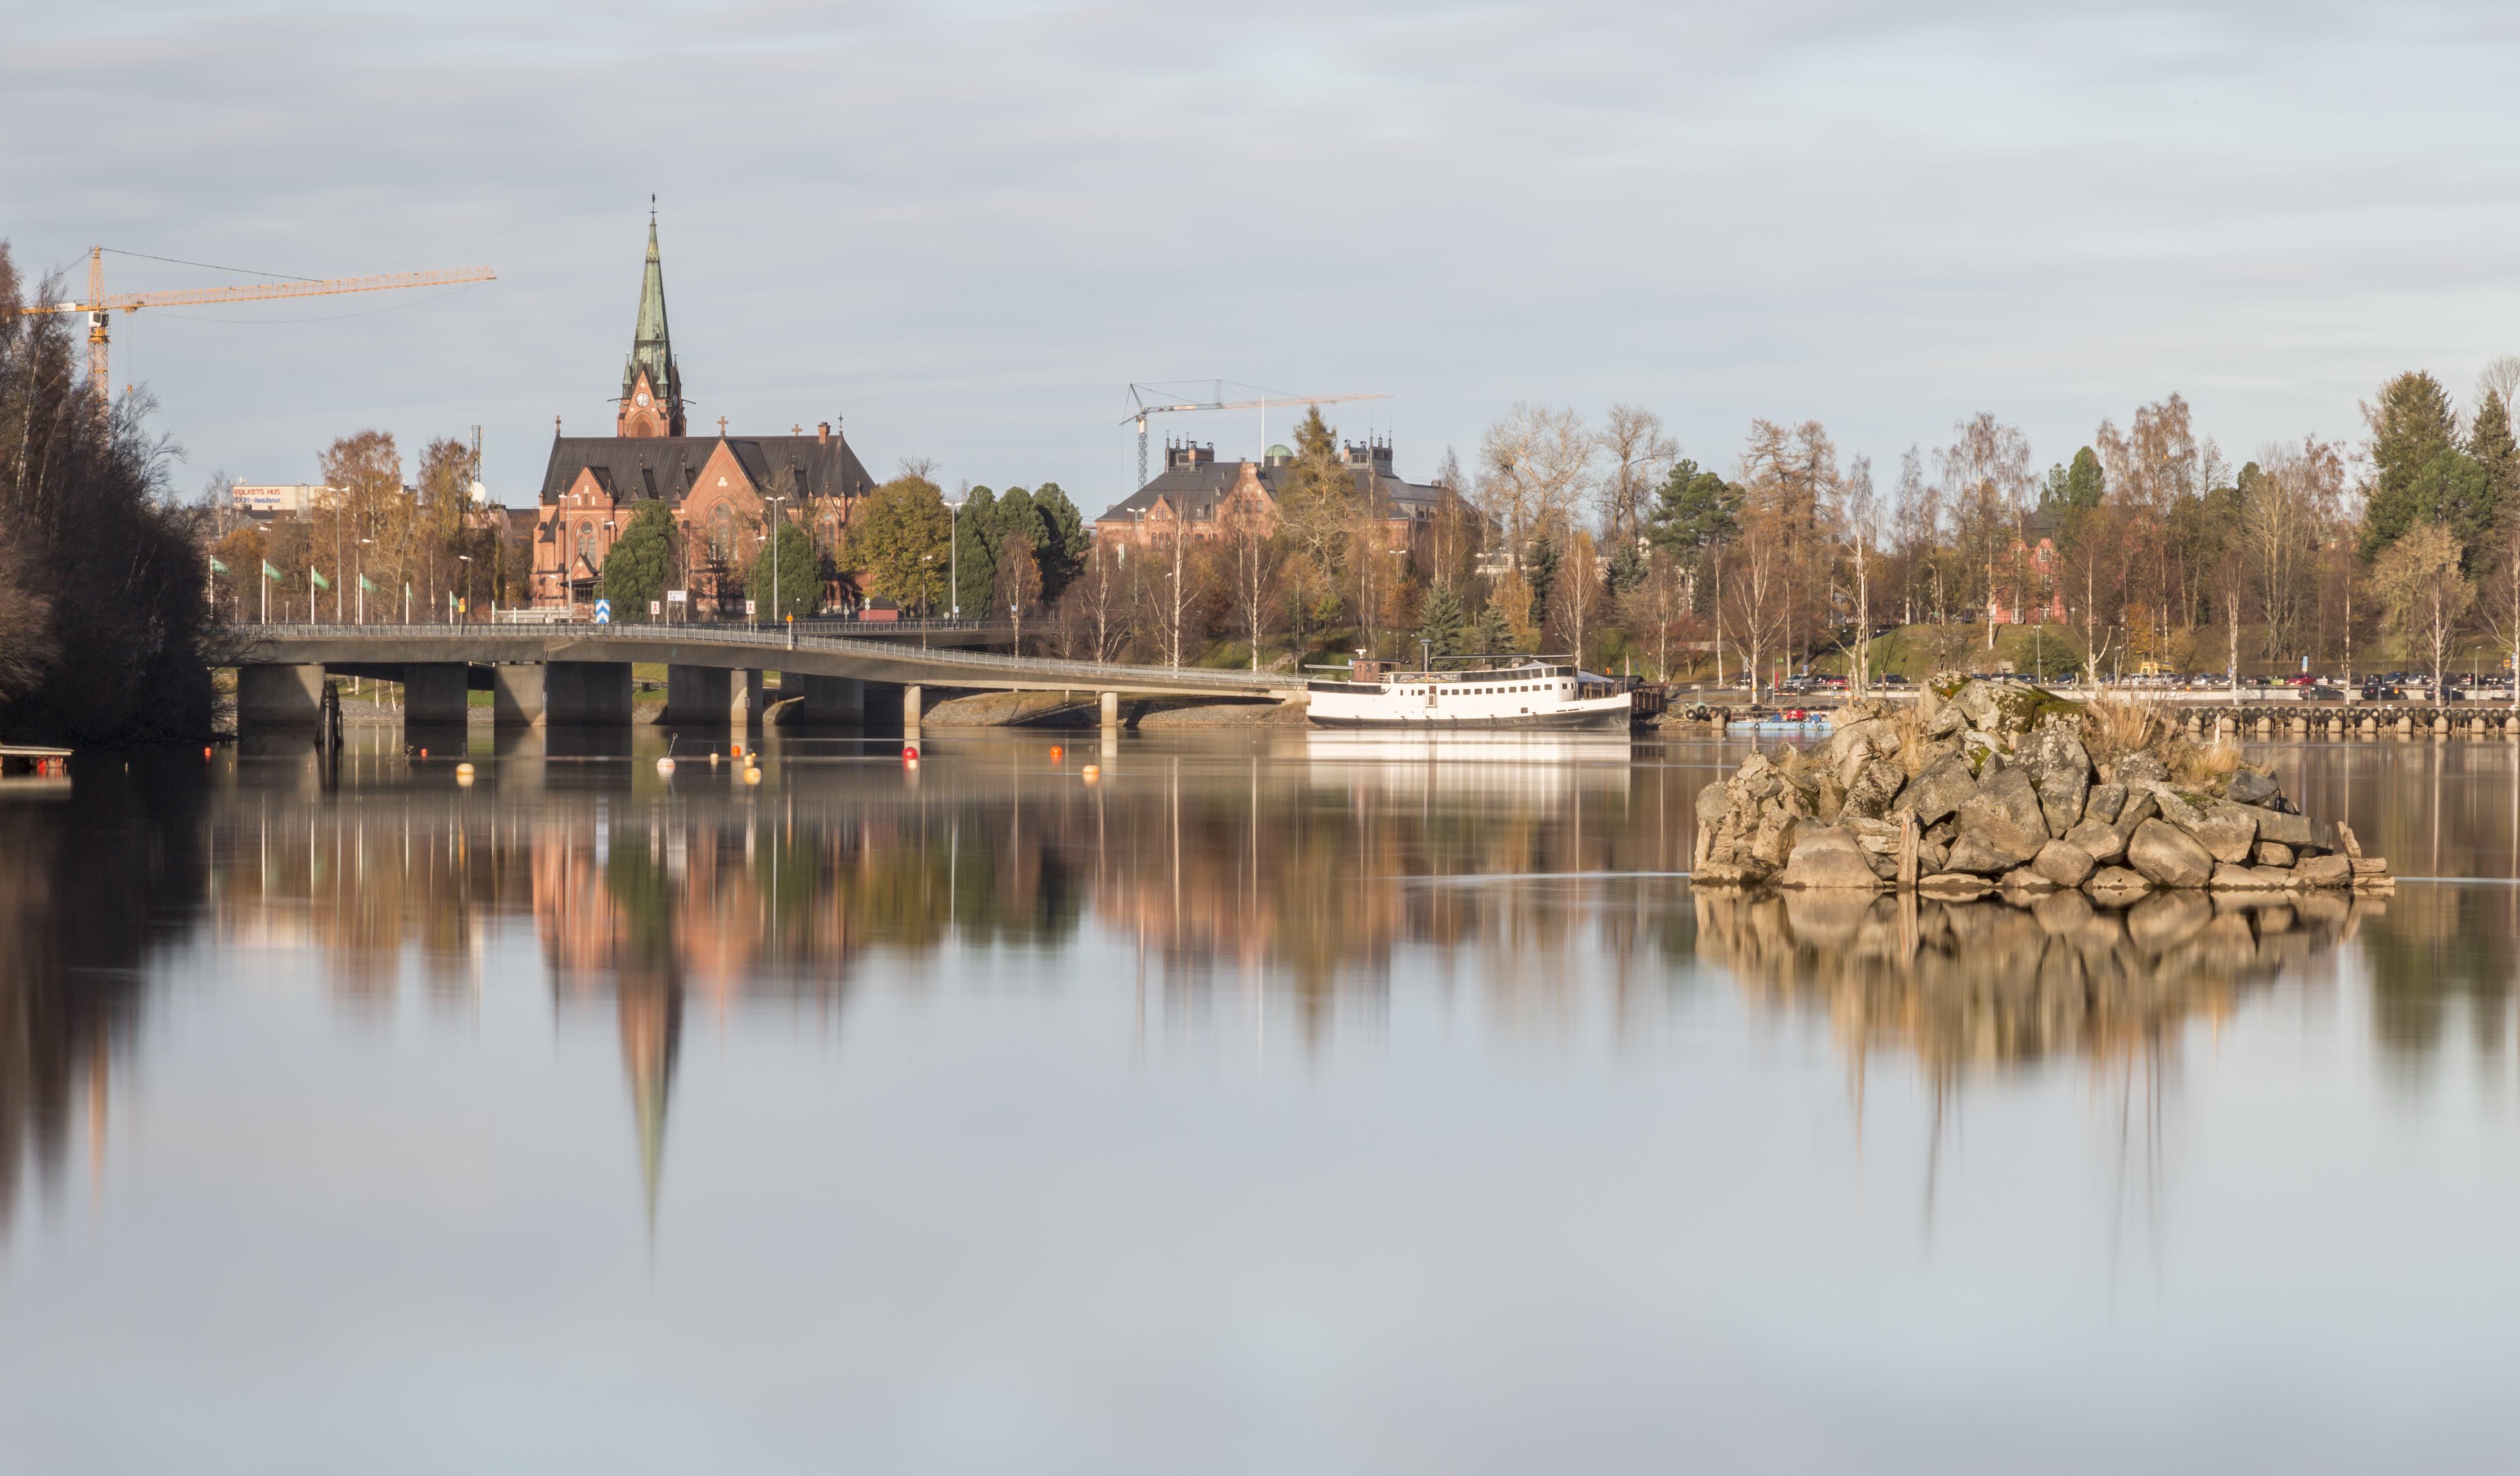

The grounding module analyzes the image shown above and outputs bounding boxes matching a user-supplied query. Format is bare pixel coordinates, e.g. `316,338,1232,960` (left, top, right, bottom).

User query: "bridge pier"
904,684,923,729
661,666,761,725
783,675,865,725
546,662,632,725
237,664,325,732
402,663,471,725
492,666,545,726
1100,690,1119,729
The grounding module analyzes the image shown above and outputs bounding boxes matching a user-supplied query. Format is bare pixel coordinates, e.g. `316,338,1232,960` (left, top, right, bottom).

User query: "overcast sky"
7,1,2517,514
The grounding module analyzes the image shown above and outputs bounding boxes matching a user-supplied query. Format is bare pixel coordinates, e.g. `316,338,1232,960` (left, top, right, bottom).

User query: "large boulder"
1943,833,2023,876
2083,782,2127,826
2064,817,2127,864
1840,815,1906,881
1748,808,1799,868
2209,862,2284,891
1892,753,1979,828
2086,866,2153,902
2033,838,2097,889
2292,854,2352,889
1697,780,1733,826
1838,757,1908,821
2253,809,2333,851
2127,818,2215,888
1777,826,1886,890
2113,752,2171,788
2022,723,2094,837
1825,717,1902,787
1955,766,2050,867
2149,788,2260,864
2226,768,2281,806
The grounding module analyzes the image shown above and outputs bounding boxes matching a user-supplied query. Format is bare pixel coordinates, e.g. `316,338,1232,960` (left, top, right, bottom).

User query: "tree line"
0,244,214,741
962,370,2515,694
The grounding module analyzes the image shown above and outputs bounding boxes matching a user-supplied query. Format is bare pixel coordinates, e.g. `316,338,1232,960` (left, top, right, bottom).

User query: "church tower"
617,213,685,438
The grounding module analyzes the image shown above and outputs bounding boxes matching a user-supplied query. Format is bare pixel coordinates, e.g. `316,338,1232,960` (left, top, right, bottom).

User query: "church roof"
537,434,878,508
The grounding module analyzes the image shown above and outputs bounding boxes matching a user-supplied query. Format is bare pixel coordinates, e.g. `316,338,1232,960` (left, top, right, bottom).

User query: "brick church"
529,217,877,613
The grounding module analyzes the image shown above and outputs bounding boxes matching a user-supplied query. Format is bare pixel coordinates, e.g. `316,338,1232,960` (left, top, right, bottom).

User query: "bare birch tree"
1939,414,2034,652
1477,403,1593,557
2371,522,2473,705
1597,403,1675,544
1840,454,1880,693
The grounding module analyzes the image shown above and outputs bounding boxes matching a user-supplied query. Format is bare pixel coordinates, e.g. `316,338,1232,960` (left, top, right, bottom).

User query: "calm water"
6,728,2520,1473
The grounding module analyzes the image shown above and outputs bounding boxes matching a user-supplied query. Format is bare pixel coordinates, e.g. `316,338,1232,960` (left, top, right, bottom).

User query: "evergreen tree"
1605,536,1647,596
1415,581,1467,656
2471,391,2519,534
1468,604,1517,655
1523,534,1562,631
2361,370,2465,559
745,518,819,620
1645,459,1742,554
1030,482,1090,597
596,501,676,621
952,487,999,616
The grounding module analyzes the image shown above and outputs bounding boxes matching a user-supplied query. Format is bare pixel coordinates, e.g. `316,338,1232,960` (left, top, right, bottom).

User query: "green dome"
1266,444,1293,459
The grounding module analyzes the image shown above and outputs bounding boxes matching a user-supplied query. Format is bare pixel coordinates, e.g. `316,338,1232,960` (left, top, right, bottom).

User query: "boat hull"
1308,703,1632,731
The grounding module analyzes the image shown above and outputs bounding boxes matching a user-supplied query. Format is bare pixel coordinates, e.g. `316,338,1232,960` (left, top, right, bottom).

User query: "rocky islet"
1694,678,2393,900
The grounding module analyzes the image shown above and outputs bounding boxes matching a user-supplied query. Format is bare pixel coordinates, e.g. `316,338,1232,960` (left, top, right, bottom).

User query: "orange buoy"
1049,745,1063,762
732,740,744,757
902,743,920,762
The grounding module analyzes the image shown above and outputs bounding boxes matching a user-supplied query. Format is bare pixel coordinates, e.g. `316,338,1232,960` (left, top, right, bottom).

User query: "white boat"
1305,657,1634,730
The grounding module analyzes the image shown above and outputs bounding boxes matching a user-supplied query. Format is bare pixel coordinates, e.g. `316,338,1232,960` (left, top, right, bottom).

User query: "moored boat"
1306,656,1633,730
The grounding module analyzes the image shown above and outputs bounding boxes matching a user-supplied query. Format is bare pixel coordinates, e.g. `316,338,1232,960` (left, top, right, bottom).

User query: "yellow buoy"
743,766,762,785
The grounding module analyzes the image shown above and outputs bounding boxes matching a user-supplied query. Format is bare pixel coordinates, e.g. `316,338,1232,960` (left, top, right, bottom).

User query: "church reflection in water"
0,737,2477,1234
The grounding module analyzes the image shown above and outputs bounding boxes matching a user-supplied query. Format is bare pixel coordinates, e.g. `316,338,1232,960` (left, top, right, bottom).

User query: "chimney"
817,421,830,444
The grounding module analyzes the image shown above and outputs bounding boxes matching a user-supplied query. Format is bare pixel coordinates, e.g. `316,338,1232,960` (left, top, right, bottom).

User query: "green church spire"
621,206,684,435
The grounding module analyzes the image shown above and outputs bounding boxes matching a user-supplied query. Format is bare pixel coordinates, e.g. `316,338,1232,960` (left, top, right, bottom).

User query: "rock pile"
1691,678,2394,900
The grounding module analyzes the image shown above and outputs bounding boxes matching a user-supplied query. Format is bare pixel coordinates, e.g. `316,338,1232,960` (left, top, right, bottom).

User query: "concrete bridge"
222,622,1304,732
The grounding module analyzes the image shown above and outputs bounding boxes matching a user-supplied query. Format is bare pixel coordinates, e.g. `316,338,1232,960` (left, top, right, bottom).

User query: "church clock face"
635,391,652,406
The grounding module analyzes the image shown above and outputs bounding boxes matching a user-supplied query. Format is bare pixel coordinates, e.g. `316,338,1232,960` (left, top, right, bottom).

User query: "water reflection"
12,734,2520,1237
0,760,205,1229
1695,887,2364,1078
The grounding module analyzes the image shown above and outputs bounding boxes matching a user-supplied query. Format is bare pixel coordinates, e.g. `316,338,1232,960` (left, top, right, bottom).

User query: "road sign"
746,599,758,617
594,599,611,624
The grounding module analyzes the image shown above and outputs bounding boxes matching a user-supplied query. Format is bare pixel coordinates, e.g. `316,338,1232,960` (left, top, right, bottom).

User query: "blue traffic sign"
594,599,612,624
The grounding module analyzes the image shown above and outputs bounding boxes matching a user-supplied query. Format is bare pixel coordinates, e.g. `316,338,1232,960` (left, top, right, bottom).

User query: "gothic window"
578,521,595,565
709,504,736,562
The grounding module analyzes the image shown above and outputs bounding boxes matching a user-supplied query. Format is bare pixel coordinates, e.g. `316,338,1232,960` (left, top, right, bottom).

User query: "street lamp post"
766,495,789,627
457,554,473,623
357,538,372,623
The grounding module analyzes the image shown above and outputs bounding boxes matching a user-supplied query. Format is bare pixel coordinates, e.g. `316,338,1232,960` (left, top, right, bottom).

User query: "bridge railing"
224,623,1296,694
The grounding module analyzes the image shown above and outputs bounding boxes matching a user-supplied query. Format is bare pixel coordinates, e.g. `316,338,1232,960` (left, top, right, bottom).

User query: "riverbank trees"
0,244,211,742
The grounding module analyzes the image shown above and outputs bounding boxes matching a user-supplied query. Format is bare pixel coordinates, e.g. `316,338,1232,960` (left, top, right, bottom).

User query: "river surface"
5,728,2520,1474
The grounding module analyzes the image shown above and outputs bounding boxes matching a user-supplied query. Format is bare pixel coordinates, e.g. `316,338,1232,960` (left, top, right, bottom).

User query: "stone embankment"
2172,705,2520,740
1692,679,2394,901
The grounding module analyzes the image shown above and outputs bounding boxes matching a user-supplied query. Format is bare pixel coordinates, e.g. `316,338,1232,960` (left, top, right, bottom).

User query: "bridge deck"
220,624,1304,702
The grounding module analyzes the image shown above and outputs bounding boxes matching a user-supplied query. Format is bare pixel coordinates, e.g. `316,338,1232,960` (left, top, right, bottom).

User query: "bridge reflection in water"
1,734,2456,1239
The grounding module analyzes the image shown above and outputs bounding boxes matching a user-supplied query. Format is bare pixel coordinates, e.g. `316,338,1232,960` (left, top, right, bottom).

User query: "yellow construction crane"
1123,381,1389,490
27,247,497,409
